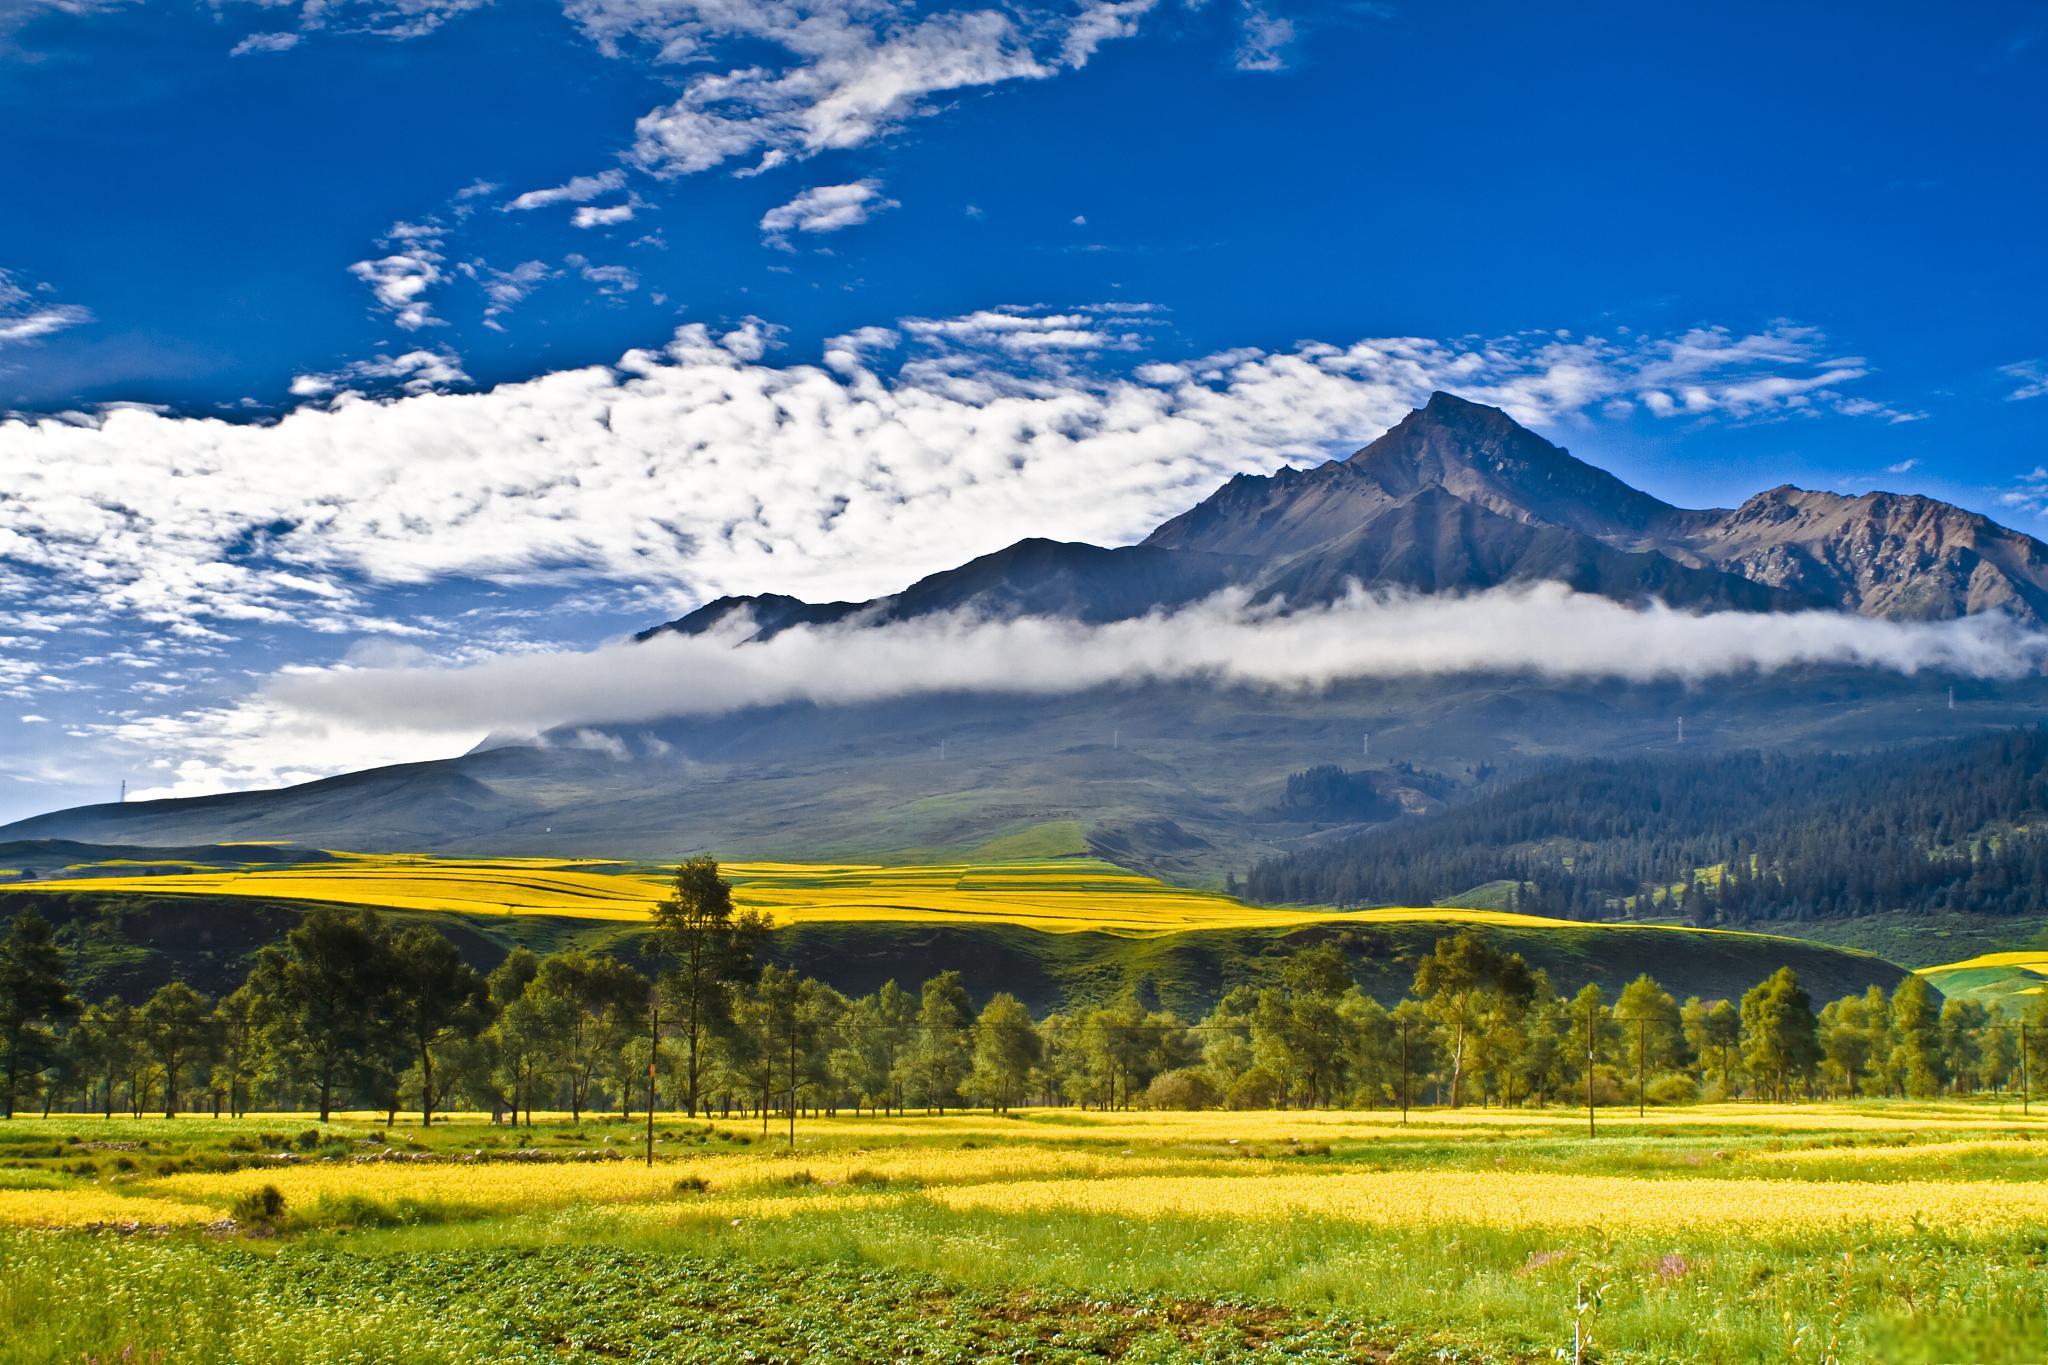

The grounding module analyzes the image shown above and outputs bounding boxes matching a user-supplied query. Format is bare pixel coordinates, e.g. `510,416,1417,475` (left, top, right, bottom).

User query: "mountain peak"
1341,392,1676,540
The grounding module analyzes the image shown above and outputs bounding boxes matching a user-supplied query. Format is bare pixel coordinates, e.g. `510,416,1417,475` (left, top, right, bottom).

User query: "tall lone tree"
1413,930,1534,1108
649,855,769,1116
0,910,77,1119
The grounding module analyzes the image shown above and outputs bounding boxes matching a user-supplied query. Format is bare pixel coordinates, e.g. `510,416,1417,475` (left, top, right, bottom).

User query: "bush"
1225,1066,1280,1111
672,1175,710,1194
293,1130,323,1152
229,1184,287,1232
844,1169,888,1189
1142,1068,1220,1111
1647,1072,1701,1106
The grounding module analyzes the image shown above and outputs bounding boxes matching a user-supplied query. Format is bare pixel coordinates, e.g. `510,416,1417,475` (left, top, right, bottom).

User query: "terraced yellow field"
1919,950,2048,1006
6,850,1630,935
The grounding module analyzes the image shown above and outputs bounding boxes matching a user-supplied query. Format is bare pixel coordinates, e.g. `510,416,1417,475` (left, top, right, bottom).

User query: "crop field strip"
7,1106,2048,1234
11,851,1829,944
9,1104,2047,1362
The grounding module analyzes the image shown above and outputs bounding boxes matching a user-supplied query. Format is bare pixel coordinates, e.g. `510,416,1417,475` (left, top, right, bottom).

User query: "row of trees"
2,864,2043,1122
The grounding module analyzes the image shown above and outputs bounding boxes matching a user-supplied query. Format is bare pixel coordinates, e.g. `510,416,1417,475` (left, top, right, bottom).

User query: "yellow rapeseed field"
924,1167,2048,1232
11,850,1751,937
0,1188,213,1228
145,1144,1216,1215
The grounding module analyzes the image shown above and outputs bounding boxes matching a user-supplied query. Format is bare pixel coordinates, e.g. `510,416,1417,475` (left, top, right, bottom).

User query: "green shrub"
1647,1072,1701,1106
1225,1066,1280,1110
229,1184,287,1232
1142,1068,1220,1111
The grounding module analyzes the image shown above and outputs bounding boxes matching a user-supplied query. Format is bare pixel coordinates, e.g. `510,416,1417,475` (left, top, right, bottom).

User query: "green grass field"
2,1103,2045,1363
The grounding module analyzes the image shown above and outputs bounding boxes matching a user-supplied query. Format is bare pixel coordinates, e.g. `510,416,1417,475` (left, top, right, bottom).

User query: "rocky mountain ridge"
647,392,2048,642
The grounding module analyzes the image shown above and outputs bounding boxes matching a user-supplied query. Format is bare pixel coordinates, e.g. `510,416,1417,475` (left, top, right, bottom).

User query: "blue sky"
0,0,2044,821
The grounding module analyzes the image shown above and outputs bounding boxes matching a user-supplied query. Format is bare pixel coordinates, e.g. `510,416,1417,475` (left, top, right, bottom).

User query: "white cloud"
573,201,639,228
618,2,1156,177
1234,3,1294,71
901,303,1144,355
566,253,639,295
759,179,897,247
0,313,1923,650
1885,459,1920,474
462,258,555,326
346,221,446,330
506,169,628,211
229,31,299,54
290,347,470,398
0,270,91,346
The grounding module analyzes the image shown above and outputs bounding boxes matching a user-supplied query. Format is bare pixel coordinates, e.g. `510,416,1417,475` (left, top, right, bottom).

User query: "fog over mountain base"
274,583,2048,739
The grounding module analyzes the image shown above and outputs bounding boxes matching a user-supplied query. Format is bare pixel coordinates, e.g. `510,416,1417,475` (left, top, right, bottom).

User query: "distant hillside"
1247,726,2048,926
3,880,1910,1017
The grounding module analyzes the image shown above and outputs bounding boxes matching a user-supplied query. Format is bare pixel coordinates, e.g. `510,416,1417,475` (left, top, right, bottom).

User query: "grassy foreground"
2,1103,2044,1363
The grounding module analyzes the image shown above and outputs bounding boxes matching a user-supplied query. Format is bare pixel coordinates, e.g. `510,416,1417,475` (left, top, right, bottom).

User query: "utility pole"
1586,1009,1597,1138
787,993,800,1152
118,779,126,803
1399,1018,1410,1127
646,988,659,1167
1634,1017,1647,1118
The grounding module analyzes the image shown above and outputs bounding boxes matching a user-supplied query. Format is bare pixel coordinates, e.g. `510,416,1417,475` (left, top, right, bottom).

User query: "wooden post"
1399,1019,1410,1128
646,988,659,1167
787,994,799,1153
1636,1017,1647,1119
1586,1009,1596,1138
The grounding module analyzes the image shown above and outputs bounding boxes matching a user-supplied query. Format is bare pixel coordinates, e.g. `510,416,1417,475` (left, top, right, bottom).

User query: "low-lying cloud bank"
271,585,2048,737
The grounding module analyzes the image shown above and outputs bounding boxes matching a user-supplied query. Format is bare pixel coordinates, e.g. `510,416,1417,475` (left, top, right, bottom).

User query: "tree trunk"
420,1041,435,1127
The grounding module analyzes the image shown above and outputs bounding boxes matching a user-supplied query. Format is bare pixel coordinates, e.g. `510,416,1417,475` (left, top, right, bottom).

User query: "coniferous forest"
1248,726,2048,923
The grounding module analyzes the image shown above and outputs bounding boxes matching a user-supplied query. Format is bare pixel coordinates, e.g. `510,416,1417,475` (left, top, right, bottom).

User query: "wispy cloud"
611,1,1157,177
505,169,627,212
0,269,90,346
2001,359,2048,402
228,30,299,54
1234,3,1295,72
